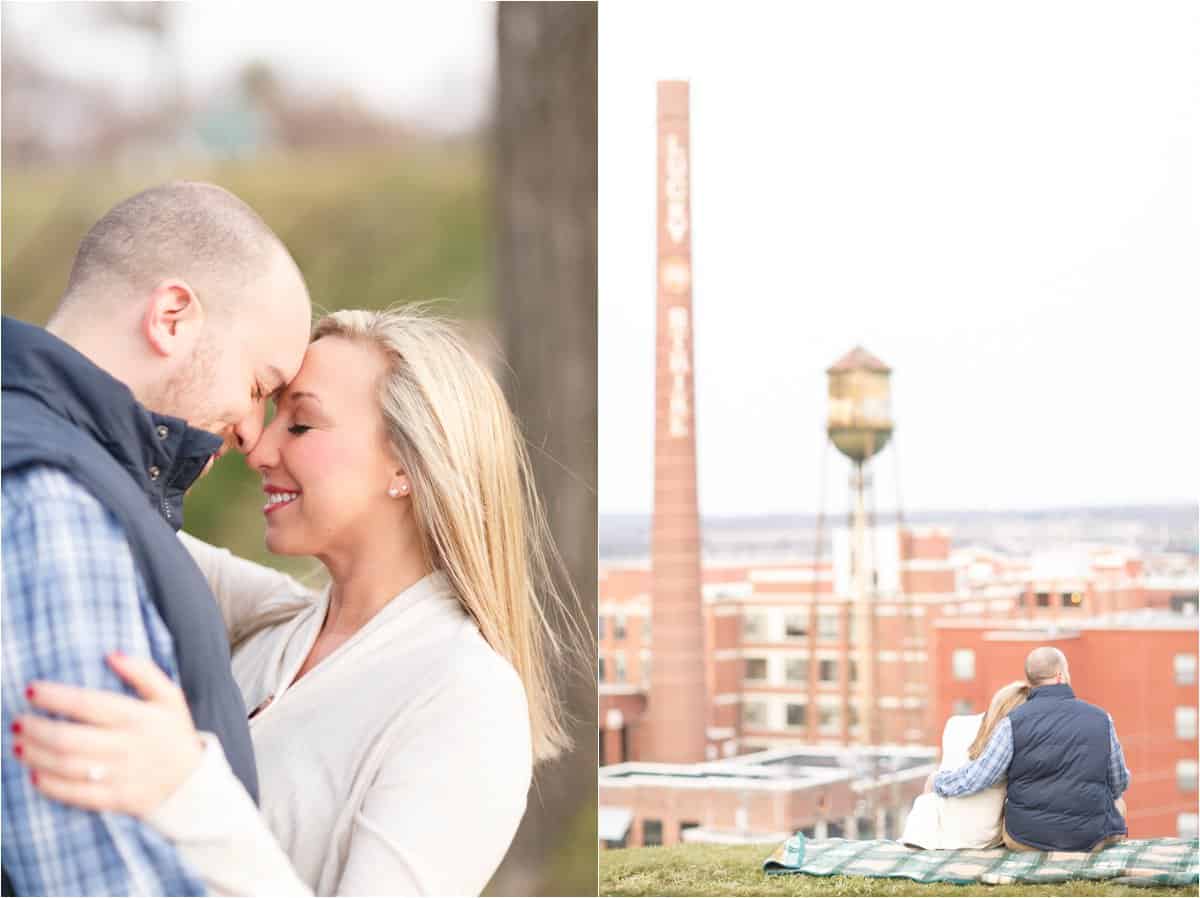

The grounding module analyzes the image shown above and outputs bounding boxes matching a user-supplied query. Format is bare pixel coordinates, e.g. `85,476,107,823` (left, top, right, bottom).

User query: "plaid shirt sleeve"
933,716,1013,797
1108,714,1131,798
2,466,206,896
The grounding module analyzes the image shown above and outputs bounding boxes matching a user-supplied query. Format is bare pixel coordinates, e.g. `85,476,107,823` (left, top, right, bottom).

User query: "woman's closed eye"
287,424,313,436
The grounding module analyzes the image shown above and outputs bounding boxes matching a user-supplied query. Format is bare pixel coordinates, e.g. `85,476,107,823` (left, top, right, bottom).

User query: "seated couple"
902,646,1130,853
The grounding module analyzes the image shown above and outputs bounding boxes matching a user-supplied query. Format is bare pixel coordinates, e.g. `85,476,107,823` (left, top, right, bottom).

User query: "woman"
11,307,586,896
900,681,1030,850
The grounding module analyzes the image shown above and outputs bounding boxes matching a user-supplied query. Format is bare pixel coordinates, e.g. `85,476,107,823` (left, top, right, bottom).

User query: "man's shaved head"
55,180,301,324
47,181,312,459
1025,646,1070,686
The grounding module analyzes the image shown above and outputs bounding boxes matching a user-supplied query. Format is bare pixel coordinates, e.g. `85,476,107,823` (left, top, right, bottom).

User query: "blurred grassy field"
2,144,489,572
600,843,1197,896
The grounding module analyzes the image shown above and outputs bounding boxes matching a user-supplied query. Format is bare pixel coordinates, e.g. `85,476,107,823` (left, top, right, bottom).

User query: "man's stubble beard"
146,333,227,442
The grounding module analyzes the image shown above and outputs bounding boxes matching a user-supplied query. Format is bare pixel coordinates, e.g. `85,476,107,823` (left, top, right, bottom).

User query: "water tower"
826,346,893,747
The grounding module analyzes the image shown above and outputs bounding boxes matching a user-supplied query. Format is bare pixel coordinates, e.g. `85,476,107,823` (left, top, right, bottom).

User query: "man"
934,646,1131,852
2,182,312,895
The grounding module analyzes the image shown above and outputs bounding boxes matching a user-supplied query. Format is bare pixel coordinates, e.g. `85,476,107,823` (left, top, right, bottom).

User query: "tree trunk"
490,3,598,895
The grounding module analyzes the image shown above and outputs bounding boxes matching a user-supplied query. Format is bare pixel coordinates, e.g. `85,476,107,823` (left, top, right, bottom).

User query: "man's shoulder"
3,464,113,523
1071,697,1114,722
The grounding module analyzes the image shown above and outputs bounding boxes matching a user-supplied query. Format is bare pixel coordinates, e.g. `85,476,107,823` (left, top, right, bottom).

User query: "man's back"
1005,684,1128,852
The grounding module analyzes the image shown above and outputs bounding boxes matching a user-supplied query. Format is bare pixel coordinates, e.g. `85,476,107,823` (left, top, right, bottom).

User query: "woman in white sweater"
900,680,1030,850
12,308,586,896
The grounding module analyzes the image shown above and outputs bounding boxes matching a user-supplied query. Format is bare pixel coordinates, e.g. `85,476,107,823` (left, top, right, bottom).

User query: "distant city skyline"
598,503,1199,562
599,2,1199,515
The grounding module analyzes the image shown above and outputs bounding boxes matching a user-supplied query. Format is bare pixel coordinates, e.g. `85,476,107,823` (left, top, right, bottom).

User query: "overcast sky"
599,1,1198,516
1,3,494,132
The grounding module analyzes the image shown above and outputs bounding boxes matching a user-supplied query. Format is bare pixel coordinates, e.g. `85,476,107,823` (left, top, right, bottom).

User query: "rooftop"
827,345,891,374
599,744,935,792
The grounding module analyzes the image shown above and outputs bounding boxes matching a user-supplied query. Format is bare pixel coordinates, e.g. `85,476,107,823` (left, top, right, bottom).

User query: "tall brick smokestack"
643,80,708,763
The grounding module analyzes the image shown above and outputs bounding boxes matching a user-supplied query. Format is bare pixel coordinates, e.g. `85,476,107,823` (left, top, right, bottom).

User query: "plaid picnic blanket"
763,836,1200,888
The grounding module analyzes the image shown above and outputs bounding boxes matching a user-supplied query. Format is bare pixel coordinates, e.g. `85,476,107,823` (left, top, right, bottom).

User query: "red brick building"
599,533,1199,846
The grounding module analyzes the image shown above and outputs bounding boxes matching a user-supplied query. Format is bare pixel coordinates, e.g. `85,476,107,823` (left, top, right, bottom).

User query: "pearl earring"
388,487,400,498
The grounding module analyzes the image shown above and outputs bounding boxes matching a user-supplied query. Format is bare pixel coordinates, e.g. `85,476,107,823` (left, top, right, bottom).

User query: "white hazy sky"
1,2,494,132
599,1,1199,516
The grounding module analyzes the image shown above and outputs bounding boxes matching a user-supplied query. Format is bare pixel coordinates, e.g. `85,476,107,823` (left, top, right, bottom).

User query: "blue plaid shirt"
934,713,1131,799
2,466,206,896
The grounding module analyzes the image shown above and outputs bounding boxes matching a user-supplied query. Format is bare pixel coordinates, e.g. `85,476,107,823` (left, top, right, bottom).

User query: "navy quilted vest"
1005,683,1126,851
1,317,259,804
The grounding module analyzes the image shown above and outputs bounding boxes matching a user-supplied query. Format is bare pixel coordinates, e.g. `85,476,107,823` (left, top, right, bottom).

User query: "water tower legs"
852,460,877,748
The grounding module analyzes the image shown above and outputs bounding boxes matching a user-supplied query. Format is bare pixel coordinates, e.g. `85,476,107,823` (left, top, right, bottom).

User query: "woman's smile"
263,486,302,515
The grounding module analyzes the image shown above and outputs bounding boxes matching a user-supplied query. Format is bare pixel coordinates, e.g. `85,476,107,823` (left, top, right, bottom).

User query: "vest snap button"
156,425,169,440
148,465,161,481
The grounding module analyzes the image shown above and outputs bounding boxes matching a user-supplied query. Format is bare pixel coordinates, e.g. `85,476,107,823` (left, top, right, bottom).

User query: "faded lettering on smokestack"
643,80,709,764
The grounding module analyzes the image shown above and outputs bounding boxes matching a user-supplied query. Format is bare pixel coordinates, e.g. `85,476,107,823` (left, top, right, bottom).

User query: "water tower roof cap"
827,346,891,375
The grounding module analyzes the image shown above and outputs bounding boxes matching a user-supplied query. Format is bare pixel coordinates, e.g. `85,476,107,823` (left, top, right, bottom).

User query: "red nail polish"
24,686,35,701
13,744,22,758
11,721,21,735
30,771,38,786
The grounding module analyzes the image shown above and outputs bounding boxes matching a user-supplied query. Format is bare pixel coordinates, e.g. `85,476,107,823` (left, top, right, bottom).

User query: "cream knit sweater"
145,534,532,896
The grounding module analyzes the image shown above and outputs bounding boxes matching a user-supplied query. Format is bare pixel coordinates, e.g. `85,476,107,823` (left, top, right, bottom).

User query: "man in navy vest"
934,646,1131,852
2,182,311,895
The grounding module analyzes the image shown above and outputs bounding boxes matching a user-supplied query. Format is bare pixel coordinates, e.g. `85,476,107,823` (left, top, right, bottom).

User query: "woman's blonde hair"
311,305,585,763
968,680,1031,760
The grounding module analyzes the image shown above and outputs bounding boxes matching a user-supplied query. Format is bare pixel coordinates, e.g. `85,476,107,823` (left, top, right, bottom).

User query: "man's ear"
142,280,205,358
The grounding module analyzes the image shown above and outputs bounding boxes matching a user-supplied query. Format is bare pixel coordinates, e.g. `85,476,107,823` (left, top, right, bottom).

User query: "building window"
1175,654,1197,686
1176,707,1197,740
743,701,767,729
785,656,807,683
1179,814,1199,840
742,613,767,642
1170,592,1199,614
614,651,627,683
952,649,975,681
819,659,838,683
1036,592,1050,607
744,657,768,681
848,659,858,683
598,615,605,639
847,612,857,646
642,819,663,847
598,657,606,682
1061,591,1082,608
784,614,808,639
614,613,627,640
1178,760,1198,792
818,611,840,641
818,704,839,730
953,699,973,715
786,703,806,728
847,704,859,728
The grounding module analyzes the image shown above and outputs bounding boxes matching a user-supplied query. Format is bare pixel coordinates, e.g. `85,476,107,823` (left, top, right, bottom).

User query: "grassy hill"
600,843,1196,897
